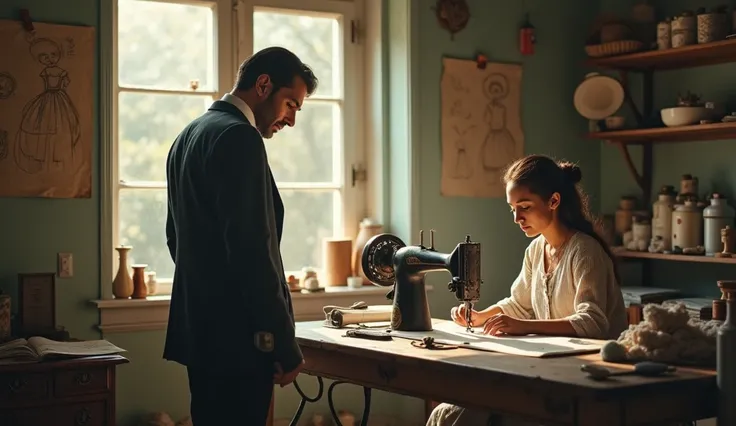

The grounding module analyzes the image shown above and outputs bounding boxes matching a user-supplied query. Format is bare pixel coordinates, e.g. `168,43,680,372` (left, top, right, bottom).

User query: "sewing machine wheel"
361,233,406,287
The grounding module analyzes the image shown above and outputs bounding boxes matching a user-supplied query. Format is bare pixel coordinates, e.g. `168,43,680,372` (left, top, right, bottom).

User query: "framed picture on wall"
18,272,56,333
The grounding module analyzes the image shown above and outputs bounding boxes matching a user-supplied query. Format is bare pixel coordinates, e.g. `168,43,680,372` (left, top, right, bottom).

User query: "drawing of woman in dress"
14,38,81,174
481,73,516,181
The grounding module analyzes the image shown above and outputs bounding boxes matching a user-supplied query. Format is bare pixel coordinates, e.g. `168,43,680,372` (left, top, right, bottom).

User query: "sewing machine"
361,230,482,332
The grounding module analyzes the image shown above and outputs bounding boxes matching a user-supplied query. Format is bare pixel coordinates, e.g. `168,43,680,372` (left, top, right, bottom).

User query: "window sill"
91,285,434,334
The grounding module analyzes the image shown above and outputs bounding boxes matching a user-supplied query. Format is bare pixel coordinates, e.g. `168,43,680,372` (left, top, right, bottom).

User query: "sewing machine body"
361,231,482,332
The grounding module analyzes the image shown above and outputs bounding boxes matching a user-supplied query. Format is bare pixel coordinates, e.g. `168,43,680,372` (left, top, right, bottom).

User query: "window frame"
237,0,367,278
103,0,235,298
100,0,369,300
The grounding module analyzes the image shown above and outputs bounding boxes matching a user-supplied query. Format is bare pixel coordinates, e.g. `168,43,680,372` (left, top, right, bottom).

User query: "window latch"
351,164,366,187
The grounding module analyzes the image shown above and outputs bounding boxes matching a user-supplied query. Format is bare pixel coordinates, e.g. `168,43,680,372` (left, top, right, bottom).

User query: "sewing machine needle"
464,301,473,333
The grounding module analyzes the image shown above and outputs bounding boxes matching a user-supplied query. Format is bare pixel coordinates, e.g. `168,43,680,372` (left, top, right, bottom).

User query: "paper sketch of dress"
14,38,81,174
481,73,516,180
452,124,474,179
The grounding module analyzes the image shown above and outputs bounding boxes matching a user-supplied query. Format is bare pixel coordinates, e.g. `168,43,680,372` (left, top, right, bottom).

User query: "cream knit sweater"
495,232,628,340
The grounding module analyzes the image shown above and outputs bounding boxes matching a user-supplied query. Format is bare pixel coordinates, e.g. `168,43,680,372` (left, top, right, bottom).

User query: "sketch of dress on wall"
481,73,516,181
452,124,474,179
14,38,81,174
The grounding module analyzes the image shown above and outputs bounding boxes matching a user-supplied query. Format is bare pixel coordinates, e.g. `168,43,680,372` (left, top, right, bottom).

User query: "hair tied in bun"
560,162,582,184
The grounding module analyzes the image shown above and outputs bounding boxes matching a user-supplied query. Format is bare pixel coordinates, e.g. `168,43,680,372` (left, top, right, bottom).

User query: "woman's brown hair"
503,155,620,284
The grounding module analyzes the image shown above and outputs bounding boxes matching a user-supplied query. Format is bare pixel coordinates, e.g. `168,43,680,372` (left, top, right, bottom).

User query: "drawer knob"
8,377,26,392
75,407,92,425
74,372,93,385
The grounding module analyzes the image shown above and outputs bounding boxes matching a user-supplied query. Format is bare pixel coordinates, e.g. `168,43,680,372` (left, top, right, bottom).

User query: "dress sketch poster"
440,57,524,198
0,20,94,198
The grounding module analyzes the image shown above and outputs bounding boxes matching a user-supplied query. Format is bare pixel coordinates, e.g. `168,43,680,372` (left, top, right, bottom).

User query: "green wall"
413,0,601,317
599,0,736,298
0,0,621,424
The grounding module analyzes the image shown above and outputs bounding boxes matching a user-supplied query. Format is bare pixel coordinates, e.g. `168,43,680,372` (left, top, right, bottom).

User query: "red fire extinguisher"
519,13,535,56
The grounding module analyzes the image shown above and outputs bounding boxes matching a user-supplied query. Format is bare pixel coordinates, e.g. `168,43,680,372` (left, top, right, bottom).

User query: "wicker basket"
585,40,645,58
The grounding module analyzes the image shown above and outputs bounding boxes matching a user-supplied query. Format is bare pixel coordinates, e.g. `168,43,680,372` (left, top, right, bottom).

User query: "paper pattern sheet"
390,320,604,358
440,57,524,198
0,19,94,198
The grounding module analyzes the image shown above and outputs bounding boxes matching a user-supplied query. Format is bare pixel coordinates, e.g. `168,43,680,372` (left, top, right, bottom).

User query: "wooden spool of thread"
715,280,736,320
323,238,353,286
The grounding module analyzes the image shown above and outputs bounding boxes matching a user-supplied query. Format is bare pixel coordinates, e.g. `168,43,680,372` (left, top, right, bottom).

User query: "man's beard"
254,97,277,138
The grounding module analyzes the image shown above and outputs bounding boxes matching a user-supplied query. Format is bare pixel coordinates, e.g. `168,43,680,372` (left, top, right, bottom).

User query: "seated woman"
426,155,628,426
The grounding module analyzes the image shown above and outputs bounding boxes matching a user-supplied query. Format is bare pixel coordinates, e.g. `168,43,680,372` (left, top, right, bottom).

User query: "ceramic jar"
672,199,703,250
146,271,158,295
704,193,736,255
652,185,676,250
615,196,637,241
697,7,729,44
657,19,671,50
672,12,697,47
631,216,652,251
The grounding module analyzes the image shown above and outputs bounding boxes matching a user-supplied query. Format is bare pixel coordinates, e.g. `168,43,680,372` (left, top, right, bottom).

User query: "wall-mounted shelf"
585,38,736,72
587,122,736,145
586,38,736,203
616,250,736,265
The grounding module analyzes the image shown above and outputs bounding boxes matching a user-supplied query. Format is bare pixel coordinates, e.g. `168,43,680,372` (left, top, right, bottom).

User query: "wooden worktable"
295,320,717,426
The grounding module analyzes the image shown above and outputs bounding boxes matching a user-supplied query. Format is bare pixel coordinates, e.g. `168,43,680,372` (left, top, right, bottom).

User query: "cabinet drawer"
54,367,108,397
0,372,50,401
0,400,107,426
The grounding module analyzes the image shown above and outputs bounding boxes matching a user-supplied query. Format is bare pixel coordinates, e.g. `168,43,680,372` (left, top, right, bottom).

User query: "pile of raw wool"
601,302,721,367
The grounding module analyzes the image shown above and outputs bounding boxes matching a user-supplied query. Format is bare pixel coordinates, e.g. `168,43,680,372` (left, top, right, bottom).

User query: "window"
238,0,365,275
108,0,364,299
113,0,234,294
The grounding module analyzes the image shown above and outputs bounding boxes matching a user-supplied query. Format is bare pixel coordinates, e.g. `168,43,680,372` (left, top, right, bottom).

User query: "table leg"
290,375,373,426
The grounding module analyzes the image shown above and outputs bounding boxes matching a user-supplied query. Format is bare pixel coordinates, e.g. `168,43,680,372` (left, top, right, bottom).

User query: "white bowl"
660,107,711,127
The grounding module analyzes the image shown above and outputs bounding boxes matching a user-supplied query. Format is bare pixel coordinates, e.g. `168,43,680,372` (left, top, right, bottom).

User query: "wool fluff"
600,303,720,367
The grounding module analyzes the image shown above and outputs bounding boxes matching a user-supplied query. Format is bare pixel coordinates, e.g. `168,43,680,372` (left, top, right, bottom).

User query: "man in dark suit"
163,47,318,426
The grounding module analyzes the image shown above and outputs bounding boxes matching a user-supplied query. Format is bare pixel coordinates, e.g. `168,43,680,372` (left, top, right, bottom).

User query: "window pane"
118,0,215,91
118,188,174,280
266,101,338,183
281,190,336,272
253,9,338,97
119,92,211,182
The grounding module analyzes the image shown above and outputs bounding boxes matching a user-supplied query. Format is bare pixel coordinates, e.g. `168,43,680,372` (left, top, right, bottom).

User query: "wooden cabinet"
0,355,128,426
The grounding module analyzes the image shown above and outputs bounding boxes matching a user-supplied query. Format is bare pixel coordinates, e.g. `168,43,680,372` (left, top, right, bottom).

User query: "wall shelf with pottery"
585,37,736,72
585,37,736,204
587,121,736,145
615,250,736,265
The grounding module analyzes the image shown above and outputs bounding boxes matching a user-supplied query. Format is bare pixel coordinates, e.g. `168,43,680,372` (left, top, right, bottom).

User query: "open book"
0,337,126,364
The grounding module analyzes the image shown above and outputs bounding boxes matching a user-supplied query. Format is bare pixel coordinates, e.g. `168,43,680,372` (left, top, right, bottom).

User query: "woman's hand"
450,304,484,327
482,314,530,336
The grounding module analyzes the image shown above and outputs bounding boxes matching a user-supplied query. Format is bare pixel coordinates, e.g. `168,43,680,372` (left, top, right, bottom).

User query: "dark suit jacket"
163,100,302,373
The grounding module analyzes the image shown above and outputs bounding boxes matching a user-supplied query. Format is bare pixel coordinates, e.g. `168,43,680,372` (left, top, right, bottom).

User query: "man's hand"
273,359,305,387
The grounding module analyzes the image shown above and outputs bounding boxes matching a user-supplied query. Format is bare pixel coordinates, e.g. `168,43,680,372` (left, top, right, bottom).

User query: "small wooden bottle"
717,280,736,426
131,264,148,299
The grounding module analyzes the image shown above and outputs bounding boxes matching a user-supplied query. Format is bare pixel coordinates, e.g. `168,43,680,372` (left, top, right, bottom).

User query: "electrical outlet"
58,253,73,278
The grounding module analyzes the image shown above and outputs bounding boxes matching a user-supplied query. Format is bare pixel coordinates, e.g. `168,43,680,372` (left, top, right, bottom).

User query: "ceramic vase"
131,264,148,299
352,218,383,285
112,246,134,299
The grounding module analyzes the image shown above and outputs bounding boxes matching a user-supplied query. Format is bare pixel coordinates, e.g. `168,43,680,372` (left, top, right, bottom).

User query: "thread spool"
323,238,352,286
